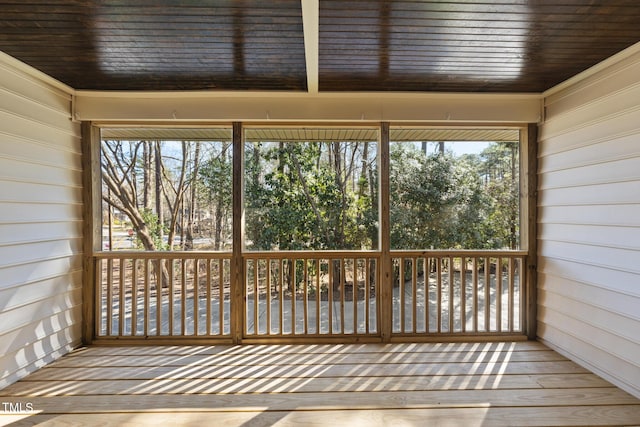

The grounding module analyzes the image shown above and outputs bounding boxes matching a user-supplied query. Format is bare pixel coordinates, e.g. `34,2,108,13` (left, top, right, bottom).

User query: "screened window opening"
100,128,233,251
244,128,379,251
389,128,521,250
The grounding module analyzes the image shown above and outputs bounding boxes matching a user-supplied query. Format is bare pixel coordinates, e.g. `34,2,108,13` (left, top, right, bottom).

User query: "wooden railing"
95,252,232,339
94,250,526,341
390,251,527,336
244,252,379,338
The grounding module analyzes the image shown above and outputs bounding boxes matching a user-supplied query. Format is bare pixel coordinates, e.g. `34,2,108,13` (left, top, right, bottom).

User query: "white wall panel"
538,108,640,152
0,61,71,113
539,223,640,251
0,131,81,166
0,256,83,292
539,323,640,398
539,46,640,398
538,272,639,320
539,181,640,208
0,55,82,390
539,133,640,173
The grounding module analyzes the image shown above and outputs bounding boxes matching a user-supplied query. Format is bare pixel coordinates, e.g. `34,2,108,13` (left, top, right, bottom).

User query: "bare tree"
102,140,170,287
185,142,201,250
160,141,190,250
102,140,158,251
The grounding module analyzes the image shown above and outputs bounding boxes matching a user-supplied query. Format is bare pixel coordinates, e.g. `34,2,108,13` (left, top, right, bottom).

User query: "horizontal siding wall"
0,54,82,389
538,45,640,398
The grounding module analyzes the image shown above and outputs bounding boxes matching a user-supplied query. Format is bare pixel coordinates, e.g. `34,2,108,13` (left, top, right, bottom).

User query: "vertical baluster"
206,258,212,336
96,259,103,337
167,259,173,335
119,258,125,336
519,256,525,332
399,258,405,333
422,257,428,334
316,259,321,334
219,259,224,336
144,259,150,336
181,258,186,336
472,257,478,333
266,259,272,335
244,258,249,336
496,257,502,332
448,256,454,333
193,258,199,336
436,257,442,333
131,258,138,336
484,257,490,332
365,258,370,334
252,259,258,335
279,259,284,336
340,259,345,334
412,257,417,334
156,259,162,336
460,256,467,333
304,258,309,335
106,258,113,336
328,259,333,335
291,258,297,335
353,258,358,335
508,257,515,332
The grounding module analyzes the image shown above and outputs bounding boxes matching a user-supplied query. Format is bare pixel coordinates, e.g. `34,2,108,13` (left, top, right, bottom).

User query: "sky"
416,141,492,156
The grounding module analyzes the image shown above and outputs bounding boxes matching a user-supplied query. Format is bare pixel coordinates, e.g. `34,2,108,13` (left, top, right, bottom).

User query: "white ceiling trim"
0,51,74,96
543,41,640,99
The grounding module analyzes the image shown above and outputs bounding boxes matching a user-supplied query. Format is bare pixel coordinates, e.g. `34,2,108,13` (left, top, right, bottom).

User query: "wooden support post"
231,122,244,344
525,123,539,340
81,122,101,345
379,122,392,342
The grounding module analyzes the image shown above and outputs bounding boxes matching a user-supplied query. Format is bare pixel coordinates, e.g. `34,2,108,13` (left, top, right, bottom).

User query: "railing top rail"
243,250,381,259
94,249,527,260
390,249,528,257
94,251,233,260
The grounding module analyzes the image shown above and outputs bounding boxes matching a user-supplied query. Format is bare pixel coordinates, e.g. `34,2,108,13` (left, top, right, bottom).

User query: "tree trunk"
154,141,163,244
185,142,201,250
165,141,189,250
213,142,229,250
510,144,518,249
143,141,152,210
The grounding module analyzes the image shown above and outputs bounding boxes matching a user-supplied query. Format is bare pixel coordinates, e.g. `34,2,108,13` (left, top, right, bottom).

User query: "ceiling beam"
74,91,542,123
301,0,319,94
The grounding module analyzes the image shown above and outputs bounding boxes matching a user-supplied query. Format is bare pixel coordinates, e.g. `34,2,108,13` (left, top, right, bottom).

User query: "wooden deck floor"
1,341,639,426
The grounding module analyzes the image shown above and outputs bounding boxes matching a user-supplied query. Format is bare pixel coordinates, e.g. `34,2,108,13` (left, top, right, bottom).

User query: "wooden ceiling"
1,1,639,93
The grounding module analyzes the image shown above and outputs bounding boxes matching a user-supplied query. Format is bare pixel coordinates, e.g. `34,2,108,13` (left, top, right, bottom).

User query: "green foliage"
389,141,519,250
480,142,520,249
121,135,519,253
242,138,519,252
244,141,377,250
198,144,232,207
136,208,167,250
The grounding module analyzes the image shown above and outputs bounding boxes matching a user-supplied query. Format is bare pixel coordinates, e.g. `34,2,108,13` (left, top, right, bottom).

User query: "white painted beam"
301,0,319,94
74,91,542,123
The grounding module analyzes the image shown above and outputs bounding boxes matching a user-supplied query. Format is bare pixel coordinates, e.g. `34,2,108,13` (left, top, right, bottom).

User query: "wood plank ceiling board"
1,1,639,93
0,0,307,91
318,0,640,93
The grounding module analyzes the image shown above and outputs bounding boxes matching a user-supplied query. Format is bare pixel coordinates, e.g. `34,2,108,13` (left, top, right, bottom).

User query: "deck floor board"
1,341,639,426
